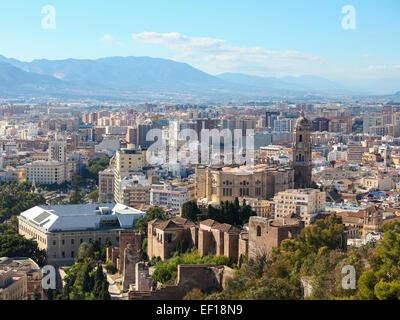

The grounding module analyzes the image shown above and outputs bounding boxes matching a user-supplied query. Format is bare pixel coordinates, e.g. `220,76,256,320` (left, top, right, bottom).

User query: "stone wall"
224,233,239,263
238,233,248,259
119,230,143,273
248,216,303,260
123,244,142,290
135,262,154,292
128,264,235,300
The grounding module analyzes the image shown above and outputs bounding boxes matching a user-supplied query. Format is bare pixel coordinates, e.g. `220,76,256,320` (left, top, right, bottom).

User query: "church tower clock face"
293,111,312,189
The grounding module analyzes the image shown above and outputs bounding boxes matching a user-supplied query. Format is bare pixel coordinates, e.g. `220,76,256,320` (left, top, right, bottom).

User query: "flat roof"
19,203,145,233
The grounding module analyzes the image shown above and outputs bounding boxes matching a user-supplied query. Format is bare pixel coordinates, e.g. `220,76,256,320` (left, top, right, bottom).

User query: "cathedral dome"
295,111,310,129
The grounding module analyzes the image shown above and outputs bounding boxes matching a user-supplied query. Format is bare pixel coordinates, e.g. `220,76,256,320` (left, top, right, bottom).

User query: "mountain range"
0,55,398,101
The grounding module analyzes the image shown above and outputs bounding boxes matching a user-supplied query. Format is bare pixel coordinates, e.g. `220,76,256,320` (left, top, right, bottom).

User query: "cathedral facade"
292,111,312,189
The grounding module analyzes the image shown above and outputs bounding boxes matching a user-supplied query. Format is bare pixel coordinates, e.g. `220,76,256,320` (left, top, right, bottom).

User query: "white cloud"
368,65,387,71
362,54,371,58
101,34,113,42
101,34,123,46
362,64,400,79
132,31,323,76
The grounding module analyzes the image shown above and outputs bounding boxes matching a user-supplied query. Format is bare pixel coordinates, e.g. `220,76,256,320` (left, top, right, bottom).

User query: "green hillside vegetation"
190,215,400,300
0,181,45,223
151,251,232,285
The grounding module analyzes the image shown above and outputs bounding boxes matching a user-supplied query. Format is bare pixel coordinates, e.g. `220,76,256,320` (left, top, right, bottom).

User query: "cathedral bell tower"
293,111,312,189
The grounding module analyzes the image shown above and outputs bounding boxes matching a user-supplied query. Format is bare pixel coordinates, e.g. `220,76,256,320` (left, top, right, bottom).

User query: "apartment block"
274,188,326,225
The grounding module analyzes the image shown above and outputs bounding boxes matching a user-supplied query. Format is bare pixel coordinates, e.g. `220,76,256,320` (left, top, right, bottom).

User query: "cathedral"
292,111,312,189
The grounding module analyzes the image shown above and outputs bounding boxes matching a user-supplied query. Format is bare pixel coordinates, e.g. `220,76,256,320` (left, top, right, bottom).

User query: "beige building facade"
0,257,42,301
18,203,145,266
274,188,326,225
26,160,66,185
195,164,294,204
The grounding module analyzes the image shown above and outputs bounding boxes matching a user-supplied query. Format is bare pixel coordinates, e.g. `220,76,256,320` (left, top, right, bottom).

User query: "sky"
0,0,399,81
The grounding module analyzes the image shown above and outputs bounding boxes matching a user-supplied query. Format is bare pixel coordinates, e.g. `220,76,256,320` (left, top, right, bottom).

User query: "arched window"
257,226,262,237
299,135,303,142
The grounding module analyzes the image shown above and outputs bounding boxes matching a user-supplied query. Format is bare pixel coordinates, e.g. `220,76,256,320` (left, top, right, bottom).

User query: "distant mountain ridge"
0,61,67,95
216,73,352,95
0,54,398,100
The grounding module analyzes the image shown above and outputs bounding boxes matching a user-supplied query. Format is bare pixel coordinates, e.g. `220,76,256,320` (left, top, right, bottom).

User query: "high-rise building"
347,141,363,164
126,127,137,145
274,118,295,132
293,111,312,189
312,118,330,132
48,141,67,163
137,121,160,148
265,111,280,129
113,146,147,202
99,169,115,203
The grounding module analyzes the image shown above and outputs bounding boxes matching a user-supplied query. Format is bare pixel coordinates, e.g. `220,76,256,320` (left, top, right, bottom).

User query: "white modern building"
18,203,145,266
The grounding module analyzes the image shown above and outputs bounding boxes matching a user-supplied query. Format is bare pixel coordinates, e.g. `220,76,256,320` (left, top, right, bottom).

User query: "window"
257,226,262,237
299,135,303,142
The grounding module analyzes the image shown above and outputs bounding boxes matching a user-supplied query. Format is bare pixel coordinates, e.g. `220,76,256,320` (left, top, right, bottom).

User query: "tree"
352,226,400,300
241,277,301,300
45,289,55,300
82,264,94,293
297,214,345,254
0,234,47,266
88,190,99,203
82,158,110,183
99,281,111,300
69,175,85,204
374,281,400,300
181,201,201,221
142,237,148,255
184,288,207,300
204,198,256,226
76,242,94,263
33,287,41,300
210,214,363,301
357,270,377,300
135,207,167,235
93,264,107,298
106,260,118,274
0,181,45,223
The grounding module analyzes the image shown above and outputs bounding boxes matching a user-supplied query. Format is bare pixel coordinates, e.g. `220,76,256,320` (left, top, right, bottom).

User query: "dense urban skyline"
1,0,400,307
